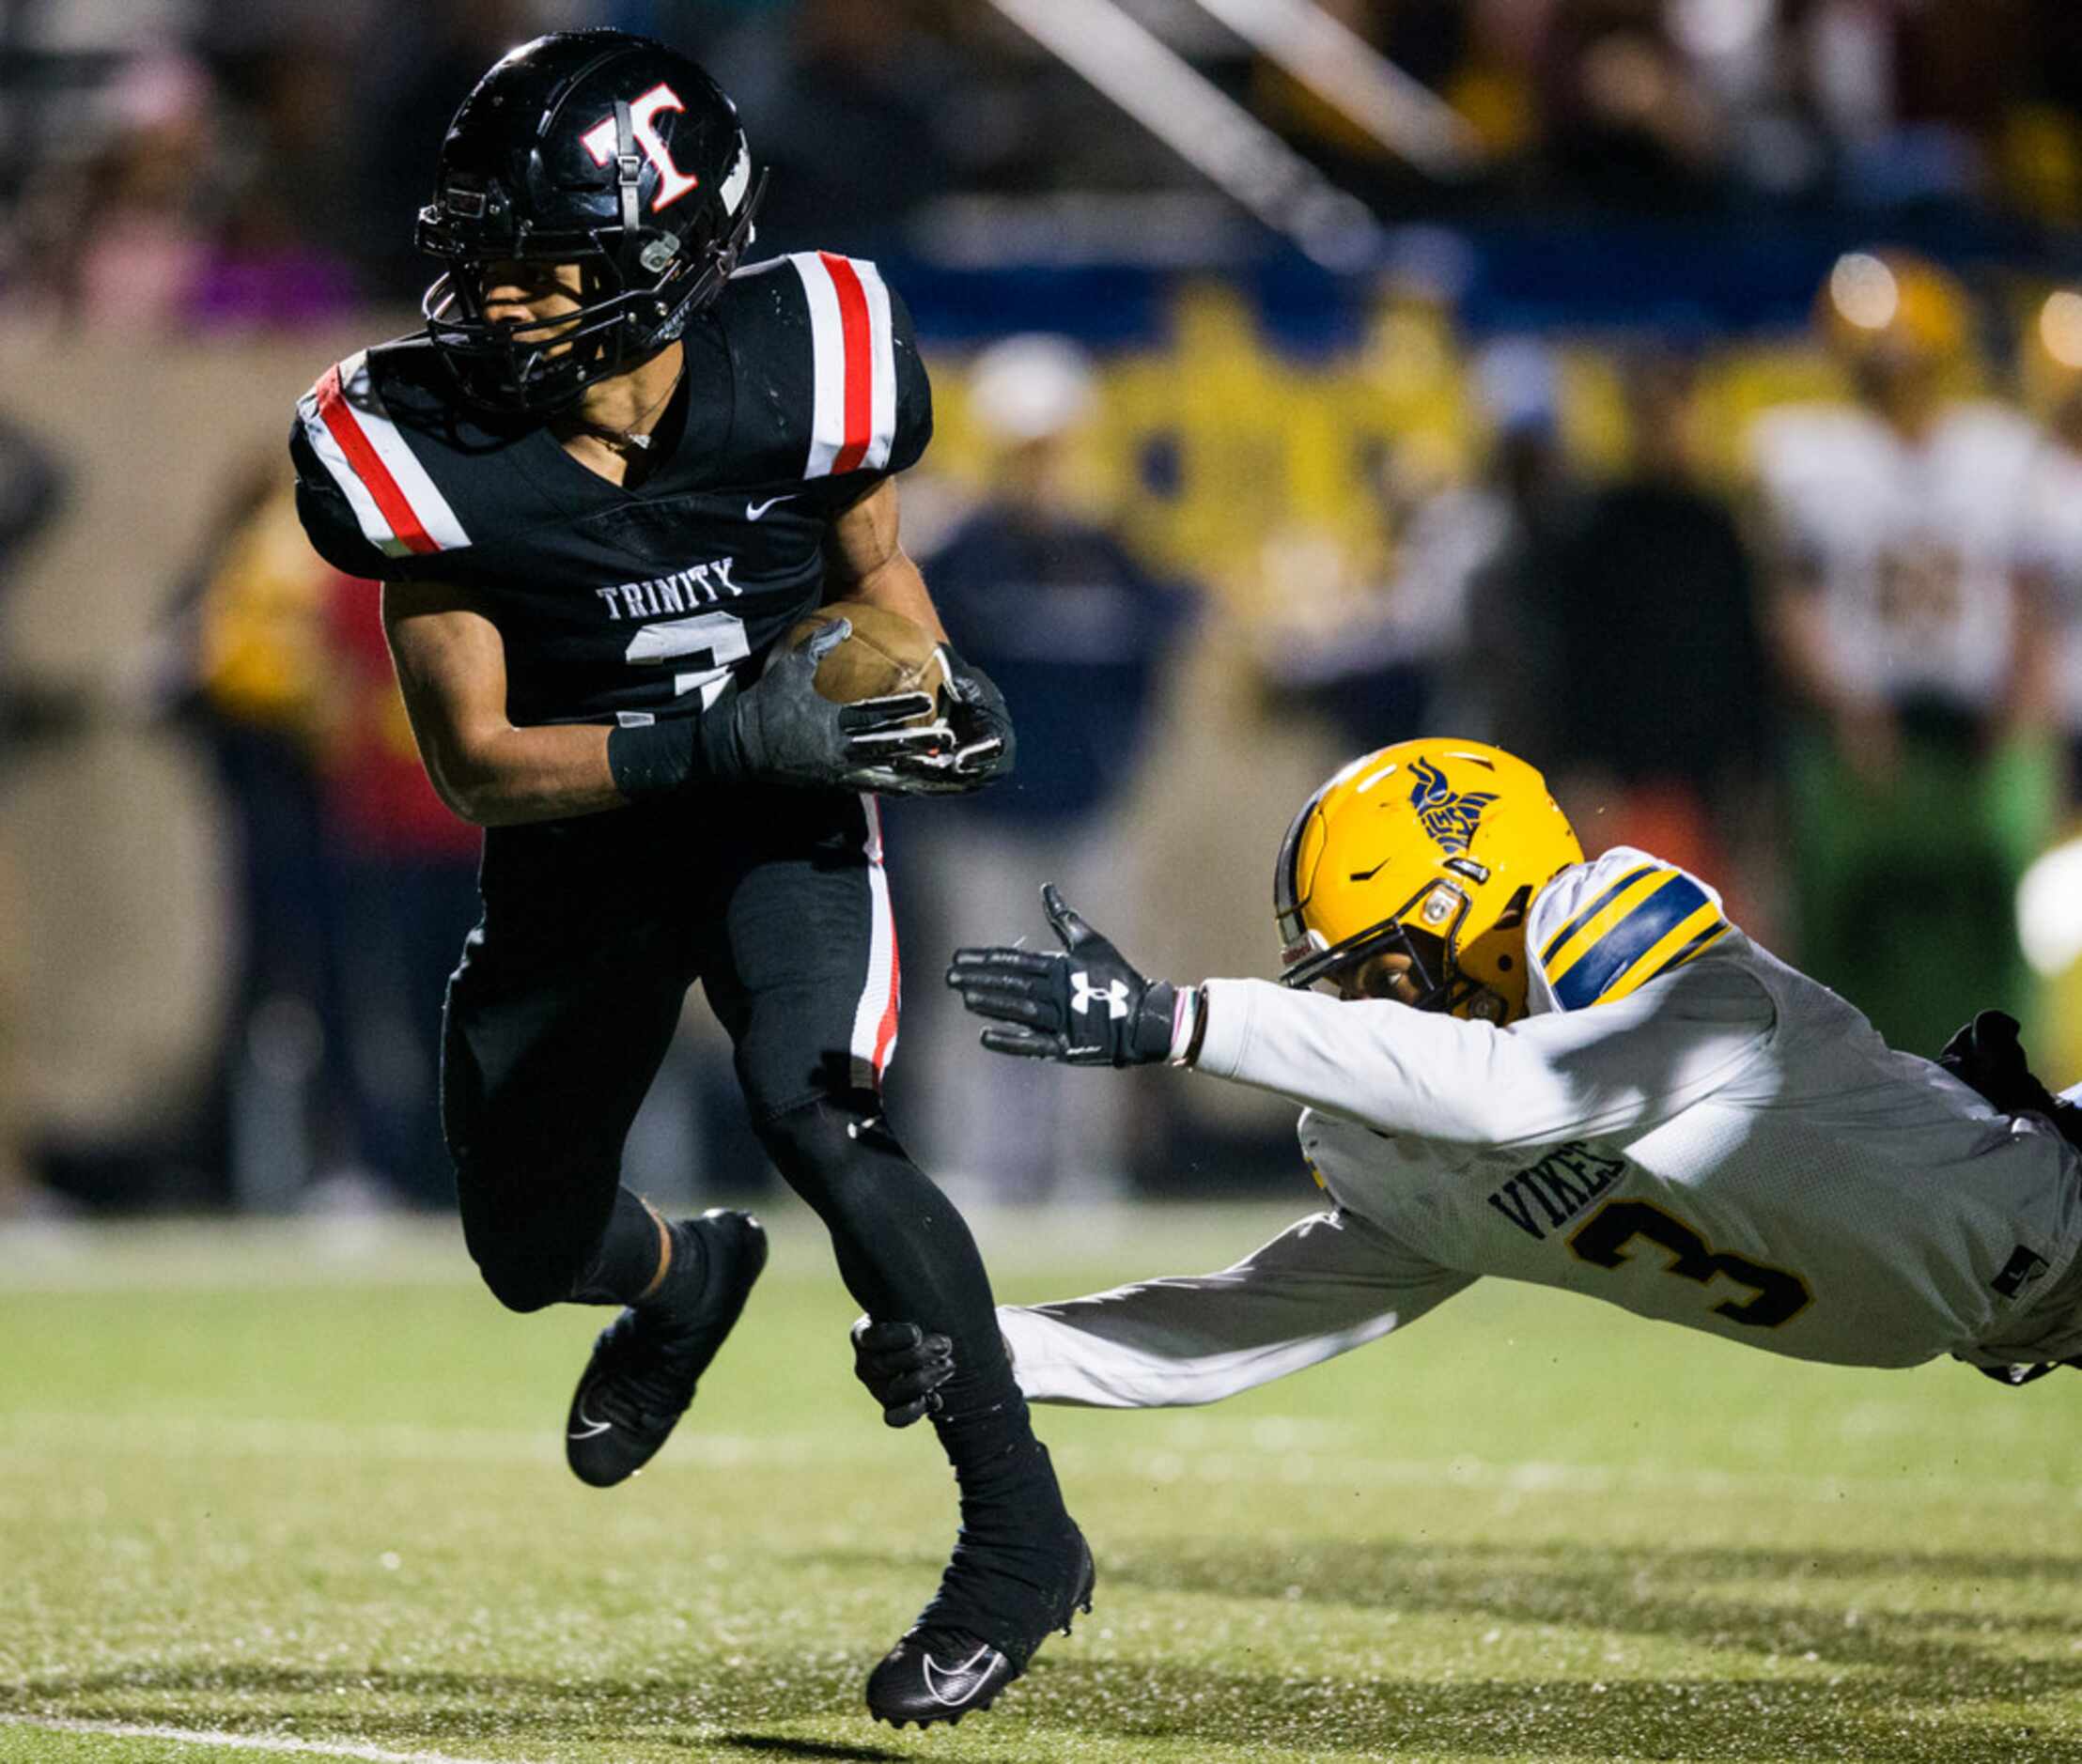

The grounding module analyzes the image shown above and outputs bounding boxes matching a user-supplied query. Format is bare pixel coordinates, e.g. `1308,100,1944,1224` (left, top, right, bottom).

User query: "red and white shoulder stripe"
788,252,900,480
296,350,470,558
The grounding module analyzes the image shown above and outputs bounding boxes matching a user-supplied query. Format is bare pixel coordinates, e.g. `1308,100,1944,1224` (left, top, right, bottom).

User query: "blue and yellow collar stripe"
1544,867,1730,1012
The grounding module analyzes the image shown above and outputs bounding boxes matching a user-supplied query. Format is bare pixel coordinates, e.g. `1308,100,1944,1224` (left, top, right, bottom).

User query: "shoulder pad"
1526,846,1733,1014
721,252,931,485
292,340,474,565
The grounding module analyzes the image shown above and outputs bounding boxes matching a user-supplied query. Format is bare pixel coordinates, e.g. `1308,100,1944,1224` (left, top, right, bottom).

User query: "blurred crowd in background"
15,0,2082,313
6,0,2082,1223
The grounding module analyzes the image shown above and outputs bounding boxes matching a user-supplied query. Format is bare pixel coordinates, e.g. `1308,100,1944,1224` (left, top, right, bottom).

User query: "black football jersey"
289,251,931,729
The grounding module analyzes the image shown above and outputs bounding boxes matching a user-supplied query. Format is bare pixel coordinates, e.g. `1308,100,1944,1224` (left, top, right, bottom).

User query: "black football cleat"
565,1209,767,1489
865,1524,1095,1729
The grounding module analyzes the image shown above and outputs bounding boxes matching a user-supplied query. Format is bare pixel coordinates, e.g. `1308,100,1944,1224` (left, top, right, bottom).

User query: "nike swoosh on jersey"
746,493,800,520
921,1644,1002,1707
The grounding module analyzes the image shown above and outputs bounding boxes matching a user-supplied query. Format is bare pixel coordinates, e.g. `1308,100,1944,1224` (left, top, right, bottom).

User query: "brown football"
786,603,949,712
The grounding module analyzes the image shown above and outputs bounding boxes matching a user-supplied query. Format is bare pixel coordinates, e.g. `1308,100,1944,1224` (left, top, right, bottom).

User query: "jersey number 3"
624,611,750,708
1568,1199,1812,1328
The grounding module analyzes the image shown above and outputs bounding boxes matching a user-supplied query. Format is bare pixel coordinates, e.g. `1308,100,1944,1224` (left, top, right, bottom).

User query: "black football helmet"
416,29,767,413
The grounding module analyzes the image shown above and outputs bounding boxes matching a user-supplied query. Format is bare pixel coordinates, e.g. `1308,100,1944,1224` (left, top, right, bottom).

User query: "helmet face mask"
1273,741,1581,1025
415,32,768,415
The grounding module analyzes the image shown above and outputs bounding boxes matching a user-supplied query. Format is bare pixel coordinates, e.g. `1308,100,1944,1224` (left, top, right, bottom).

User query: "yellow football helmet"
1274,739,1583,1023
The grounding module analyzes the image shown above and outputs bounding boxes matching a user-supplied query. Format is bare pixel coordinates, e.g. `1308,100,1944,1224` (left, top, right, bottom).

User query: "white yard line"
0,1712,539,1764
5,1408,2078,1513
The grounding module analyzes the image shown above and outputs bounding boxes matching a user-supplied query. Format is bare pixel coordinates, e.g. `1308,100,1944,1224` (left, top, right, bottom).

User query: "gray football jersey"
1203,847,2082,1371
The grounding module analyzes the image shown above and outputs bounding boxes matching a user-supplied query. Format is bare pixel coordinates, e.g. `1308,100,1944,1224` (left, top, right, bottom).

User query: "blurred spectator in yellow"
189,468,475,1210
1545,349,1772,921
893,334,1196,1200
1747,250,2058,1056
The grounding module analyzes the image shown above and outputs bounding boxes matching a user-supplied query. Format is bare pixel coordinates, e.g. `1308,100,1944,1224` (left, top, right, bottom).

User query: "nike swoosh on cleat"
567,1397,612,1441
921,1645,1001,1708
745,493,799,520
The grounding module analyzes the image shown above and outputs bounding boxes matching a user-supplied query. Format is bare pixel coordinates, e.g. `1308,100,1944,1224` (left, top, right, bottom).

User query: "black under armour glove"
947,883,1193,1066
851,1317,955,1427
1938,1011,2082,1153
725,616,955,792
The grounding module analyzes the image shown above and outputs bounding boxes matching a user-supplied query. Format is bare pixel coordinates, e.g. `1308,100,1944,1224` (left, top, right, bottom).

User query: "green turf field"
4,1202,2081,1764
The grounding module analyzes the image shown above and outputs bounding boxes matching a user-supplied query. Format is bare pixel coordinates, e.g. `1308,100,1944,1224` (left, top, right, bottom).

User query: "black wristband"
606,708,743,800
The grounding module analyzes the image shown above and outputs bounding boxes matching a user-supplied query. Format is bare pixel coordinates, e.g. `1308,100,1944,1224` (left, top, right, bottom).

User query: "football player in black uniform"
288,30,1090,1729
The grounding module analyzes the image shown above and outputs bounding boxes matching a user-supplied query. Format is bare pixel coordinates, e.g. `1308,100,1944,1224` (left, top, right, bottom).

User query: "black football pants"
440,787,999,1344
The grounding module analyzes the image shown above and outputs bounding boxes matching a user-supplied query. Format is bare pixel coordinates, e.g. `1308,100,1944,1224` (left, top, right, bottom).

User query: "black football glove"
947,883,1188,1066
1938,1011,2082,1152
941,646,1016,781
723,617,954,791
1941,1012,2082,1389
884,645,1015,795
850,1317,955,1427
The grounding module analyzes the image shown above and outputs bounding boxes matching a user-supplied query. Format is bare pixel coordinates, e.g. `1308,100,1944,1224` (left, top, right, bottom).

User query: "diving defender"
859,740,2082,1426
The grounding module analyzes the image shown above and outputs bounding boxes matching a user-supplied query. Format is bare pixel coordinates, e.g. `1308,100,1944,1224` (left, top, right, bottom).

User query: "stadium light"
2016,832,2082,978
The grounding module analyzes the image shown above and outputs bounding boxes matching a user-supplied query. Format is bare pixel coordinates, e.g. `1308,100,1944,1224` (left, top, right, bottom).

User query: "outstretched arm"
1191,966,1774,1154
1001,1209,1473,1409
949,890,1776,1156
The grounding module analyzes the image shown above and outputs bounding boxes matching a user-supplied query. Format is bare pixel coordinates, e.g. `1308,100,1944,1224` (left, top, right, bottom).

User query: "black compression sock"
933,1373,1060,1508
915,1357,1080,1654
752,1093,1079,1645
567,1186,671,1306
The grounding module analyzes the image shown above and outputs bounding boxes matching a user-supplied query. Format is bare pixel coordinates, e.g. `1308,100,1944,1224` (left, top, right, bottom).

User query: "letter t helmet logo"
581,84,701,211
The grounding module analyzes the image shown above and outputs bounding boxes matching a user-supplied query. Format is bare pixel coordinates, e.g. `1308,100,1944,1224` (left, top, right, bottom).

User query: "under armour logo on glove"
947,884,1188,1068
1071,972,1132,1020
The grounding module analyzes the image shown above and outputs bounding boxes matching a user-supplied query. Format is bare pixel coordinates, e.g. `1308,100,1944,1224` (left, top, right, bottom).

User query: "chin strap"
613,100,643,242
